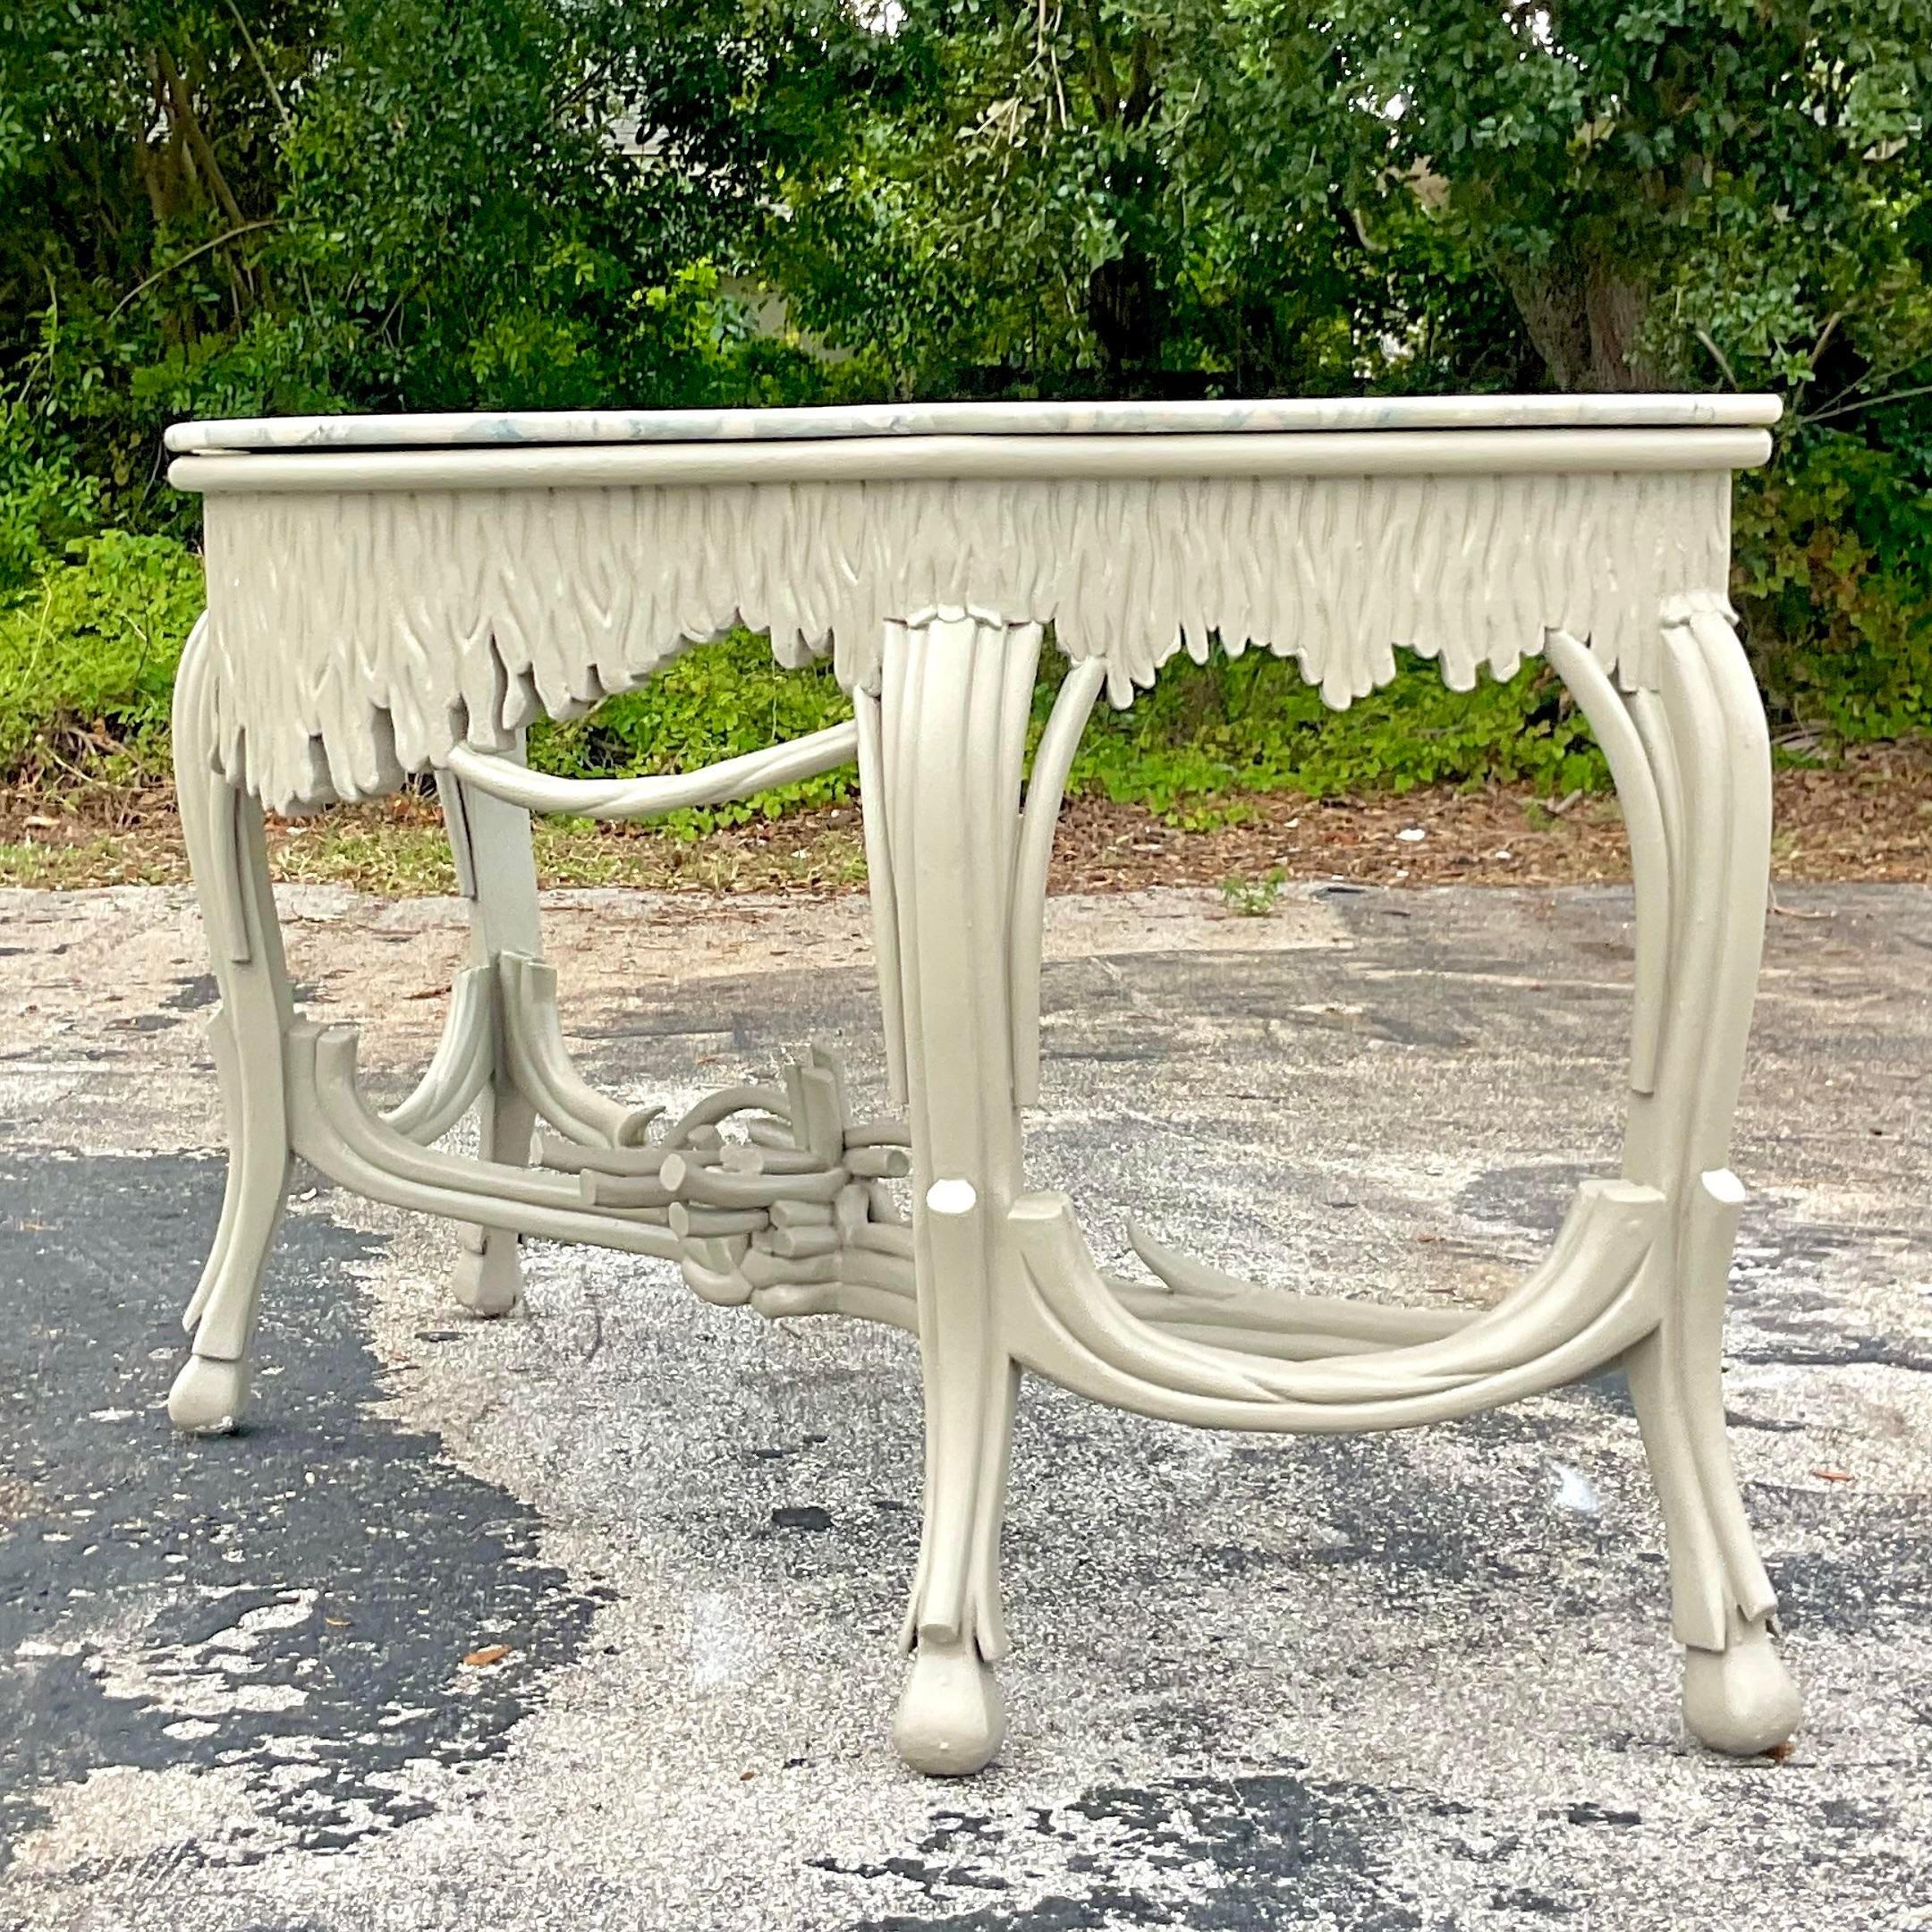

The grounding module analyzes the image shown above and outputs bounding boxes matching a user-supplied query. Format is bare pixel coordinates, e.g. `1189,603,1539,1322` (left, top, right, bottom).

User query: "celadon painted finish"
164,397,1801,1778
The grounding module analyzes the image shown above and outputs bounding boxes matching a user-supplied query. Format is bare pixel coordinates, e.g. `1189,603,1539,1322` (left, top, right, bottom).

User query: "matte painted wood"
164,408,1800,1775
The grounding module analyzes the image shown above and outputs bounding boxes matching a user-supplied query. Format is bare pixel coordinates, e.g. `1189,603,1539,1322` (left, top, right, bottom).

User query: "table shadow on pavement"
0,1150,605,1873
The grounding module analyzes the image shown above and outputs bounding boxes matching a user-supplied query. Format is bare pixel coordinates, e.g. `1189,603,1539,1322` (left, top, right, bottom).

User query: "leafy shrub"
1064,646,1606,812
527,631,858,835
0,530,203,784
0,407,101,597
1734,430,1932,743
530,627,1610,832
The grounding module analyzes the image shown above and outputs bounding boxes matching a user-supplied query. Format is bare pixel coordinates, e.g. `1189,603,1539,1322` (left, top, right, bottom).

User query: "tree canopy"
3,1,1929,736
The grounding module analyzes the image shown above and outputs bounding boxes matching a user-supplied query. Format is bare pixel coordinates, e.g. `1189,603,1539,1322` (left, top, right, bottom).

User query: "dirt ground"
4,741,1930,895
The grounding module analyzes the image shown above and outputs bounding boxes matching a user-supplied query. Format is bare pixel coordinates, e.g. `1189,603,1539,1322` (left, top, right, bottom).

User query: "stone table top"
165,392,1783,454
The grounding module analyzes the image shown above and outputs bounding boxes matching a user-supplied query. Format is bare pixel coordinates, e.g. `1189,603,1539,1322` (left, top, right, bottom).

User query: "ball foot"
1683,1624,1801,1756
892,1635,1005,1776
168,1354,250,1434
452,1234,520,1316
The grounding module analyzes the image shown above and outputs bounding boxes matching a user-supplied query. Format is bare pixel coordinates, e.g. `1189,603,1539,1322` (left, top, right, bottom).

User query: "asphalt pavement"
1,880,1928,1932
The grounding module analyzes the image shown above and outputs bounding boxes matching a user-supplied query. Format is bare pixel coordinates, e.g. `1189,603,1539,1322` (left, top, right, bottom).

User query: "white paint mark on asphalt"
1547,1462,1601,1515
89,1589,321,1720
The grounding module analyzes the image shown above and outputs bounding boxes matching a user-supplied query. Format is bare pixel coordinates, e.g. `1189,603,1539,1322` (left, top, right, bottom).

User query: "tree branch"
1801,382,1932,428
1693,326,1740,391
154,44,248,231
222,0,293,135
109,219,286,319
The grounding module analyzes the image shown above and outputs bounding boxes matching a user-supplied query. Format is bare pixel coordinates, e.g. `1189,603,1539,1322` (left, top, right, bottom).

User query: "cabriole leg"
169,616,294,1433
861,609,1046,1775
436,767,541,1315
1562,597,1800,1755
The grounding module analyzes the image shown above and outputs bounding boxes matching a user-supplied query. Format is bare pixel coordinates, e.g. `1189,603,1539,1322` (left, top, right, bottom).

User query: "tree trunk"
1505,247,1660,393
1087,247,1165,384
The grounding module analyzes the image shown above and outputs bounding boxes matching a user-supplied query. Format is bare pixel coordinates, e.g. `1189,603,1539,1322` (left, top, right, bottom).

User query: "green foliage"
0,530,203,781
1,0,857,534
1734,428,1932,741
530,630,1612,833
1315,0,1932,397
738,0,1440,395
528,632,858,837
519,622,1614,831
0,408,102,595
0,0,1928,815
1219,868,1287,917
1065,648,1606,811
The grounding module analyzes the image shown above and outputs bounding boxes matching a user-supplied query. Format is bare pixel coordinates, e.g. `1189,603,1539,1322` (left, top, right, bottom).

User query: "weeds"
1219,866,1288,917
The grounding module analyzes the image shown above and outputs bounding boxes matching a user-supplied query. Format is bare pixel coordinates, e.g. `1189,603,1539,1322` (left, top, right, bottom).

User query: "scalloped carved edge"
193,470,1733,810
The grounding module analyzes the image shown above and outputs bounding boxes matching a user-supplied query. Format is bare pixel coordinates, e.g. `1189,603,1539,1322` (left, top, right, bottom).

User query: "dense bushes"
1734,431,1932,743
3,4,1927,812
0,531,204,786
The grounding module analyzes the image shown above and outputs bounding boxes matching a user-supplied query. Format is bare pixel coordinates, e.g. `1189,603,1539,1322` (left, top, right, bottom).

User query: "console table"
164,394,1801,1775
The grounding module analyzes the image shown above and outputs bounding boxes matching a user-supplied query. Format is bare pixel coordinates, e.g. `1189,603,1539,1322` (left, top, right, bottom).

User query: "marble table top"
165,393,1782,454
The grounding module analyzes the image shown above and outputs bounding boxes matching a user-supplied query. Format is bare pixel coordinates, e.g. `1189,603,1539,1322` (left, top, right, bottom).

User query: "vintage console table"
164,394,1801,1775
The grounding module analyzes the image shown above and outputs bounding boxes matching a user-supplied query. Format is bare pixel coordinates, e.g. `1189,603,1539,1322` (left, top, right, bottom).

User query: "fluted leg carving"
863,609,1049,1775
169,616,295,1432
1553,598,1799,1755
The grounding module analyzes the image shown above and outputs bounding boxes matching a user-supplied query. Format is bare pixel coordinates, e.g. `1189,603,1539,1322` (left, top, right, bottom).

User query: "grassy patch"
0,531,204,787
0,808,872,897
0,834,183,888
271,821,462,894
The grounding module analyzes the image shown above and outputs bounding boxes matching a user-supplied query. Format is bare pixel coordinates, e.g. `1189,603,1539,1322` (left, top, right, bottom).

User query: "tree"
1306,0,1932,401
731,1,1930,411
728,0,1438,396
0,1,801,521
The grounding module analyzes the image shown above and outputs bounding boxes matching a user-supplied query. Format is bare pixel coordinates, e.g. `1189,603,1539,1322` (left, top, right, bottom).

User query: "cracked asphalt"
0,880,1928,1932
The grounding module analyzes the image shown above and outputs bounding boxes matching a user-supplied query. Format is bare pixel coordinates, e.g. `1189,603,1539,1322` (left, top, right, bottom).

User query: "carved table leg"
1554,596,1801,1755
436,766,541,1315
861,608,1047,1775
168,616,295,1432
